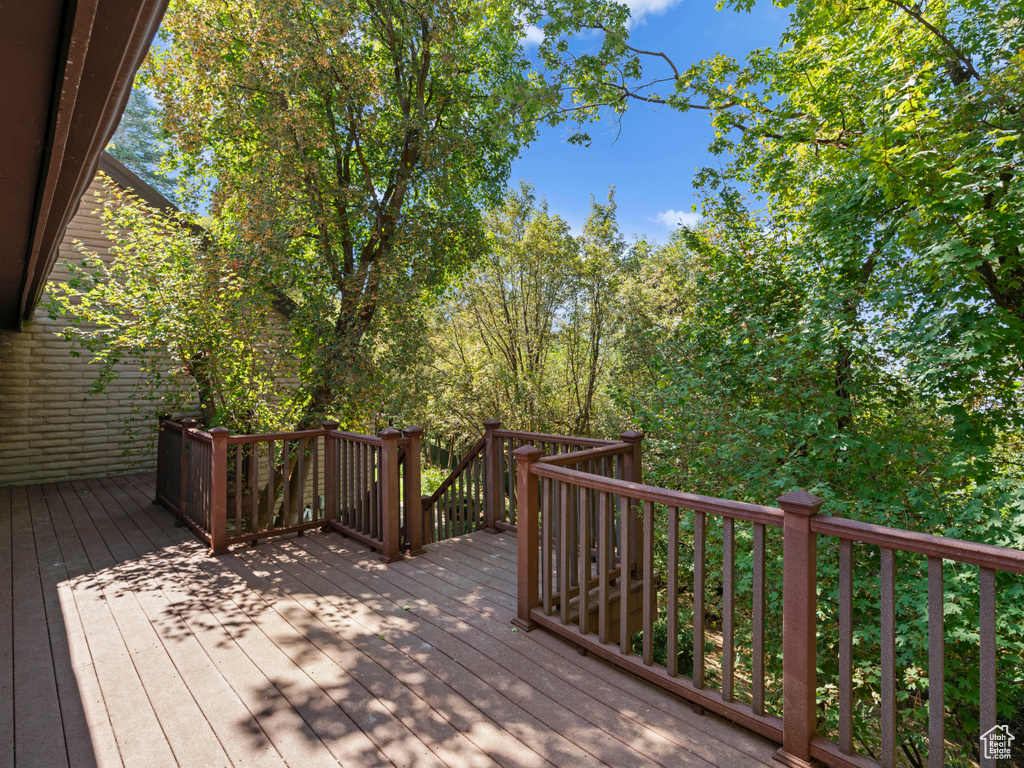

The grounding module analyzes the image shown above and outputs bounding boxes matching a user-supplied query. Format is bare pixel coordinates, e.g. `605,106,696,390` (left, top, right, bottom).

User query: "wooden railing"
511,444,1024,768
421,434,486,543
418,420,636,543
155,419,422,561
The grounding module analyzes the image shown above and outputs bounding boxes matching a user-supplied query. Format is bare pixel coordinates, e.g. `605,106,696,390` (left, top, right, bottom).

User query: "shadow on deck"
0,473,778,767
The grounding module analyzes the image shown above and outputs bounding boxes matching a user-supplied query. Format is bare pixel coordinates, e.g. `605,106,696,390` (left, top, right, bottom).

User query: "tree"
106,85,178,203
537,0,1024,437
424,181,579,433
47,178,301,434
613,205,1024,763
418,183,630,437
146,0,549,427
562,188,627,434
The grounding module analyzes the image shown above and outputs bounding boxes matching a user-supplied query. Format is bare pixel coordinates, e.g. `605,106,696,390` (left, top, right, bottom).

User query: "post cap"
322,420,340,430
776,489,824,516
378,428,401,439
210,426,229,439
619,430,644,442
483,419,502,429
402,426,424,437
513,445,544,463
181,418,199,429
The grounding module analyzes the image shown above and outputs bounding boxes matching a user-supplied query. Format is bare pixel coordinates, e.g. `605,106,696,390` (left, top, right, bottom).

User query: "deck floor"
0,473,778,768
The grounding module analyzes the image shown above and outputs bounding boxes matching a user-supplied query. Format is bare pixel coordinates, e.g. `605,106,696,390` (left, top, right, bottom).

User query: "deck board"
2,473,778,768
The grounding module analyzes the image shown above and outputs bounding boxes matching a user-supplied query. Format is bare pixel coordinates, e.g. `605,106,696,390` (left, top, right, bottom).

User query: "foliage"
47,178,302,434
415,181,631,438
106,85,178,203
613,206,1024,762
540,0,1024,439
145,0,551,426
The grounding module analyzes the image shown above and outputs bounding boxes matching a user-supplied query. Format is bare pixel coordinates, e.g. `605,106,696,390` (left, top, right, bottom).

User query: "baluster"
880,547,896,768
282,439,291,527
476,454,483,529
598,491,611,644
693,509,705,688
340,438,348,526
642,500,655,666
752,522,766,714
312,434,319,517
543,477,554,615
372,445,380,540
234,444,242,537
297,438,305,524
667,507,679,676
980,567,997,768
559,478,570,625
458,468,465,535
928,556,944,768
839,538,853,753
619,492,633,654
356,441,364,533
722,516,735,701
267,439,275,532
508,437,517,525
579,478,592,634
249,439,258,531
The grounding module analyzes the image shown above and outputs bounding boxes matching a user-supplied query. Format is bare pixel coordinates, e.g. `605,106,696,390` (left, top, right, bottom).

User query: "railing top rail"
530,462,784,528
227,428,328,444
186,428,214,444
538,441,633,467
424,435,486,508
811,514,1024,574
159,419,185,432
493,428,616,448
327,429,385,446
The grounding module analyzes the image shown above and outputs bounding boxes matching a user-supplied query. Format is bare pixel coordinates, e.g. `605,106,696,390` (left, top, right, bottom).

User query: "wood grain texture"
0,472,777,768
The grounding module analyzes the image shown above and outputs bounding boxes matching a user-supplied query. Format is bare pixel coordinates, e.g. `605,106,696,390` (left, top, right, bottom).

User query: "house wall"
0,173,160,486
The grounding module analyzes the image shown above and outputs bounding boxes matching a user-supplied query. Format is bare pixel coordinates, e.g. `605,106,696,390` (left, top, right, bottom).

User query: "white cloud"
624,0,684,27
652,209,700,230
522,23,545,47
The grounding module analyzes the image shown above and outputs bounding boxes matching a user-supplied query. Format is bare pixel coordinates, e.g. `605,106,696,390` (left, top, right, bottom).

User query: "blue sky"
511,0,789,242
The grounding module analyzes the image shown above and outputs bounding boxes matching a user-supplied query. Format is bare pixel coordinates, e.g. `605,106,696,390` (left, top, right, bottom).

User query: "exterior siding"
0,174,163,486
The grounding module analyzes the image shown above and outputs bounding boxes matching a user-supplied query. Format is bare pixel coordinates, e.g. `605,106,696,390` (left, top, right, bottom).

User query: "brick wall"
0,174,165,486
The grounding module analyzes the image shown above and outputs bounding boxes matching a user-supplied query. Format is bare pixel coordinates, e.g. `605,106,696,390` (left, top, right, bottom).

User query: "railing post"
154,417,167,504
420,495,434,544
209,427,229,555
483,419,502,532
403,427,424,555
178,418,198,526
620,430,644,572
774,489,824,768
378,428,403,564
322,421,339,529
512,445,543,631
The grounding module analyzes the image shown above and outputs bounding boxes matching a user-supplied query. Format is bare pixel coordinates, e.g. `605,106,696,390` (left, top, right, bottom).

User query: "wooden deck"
0,473,778,768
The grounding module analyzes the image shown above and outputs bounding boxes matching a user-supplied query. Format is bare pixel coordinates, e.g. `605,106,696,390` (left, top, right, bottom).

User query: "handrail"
515,443,1024,768
326,428,385,445
492,428,616,447
228,427,326,444
531,461,785,528
538,441,632,467
810,514,1024,574
423,435,485,508
155,418,421,561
